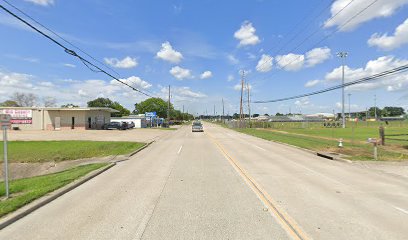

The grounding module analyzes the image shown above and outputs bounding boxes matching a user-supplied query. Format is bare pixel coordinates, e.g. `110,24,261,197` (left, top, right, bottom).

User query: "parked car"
192,121,204,132
128,121,135,129
104,122,127,130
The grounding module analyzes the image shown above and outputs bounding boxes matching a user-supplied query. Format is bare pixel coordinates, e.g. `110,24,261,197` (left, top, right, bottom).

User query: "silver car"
192,121,204,132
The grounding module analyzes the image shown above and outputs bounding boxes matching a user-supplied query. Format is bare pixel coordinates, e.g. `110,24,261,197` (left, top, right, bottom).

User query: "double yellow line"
206,132,311,240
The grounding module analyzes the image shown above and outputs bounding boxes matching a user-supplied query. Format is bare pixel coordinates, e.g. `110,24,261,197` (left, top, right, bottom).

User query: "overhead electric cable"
254,0,355,75
253,64,408,103
1,0,120,77
0,3,153,97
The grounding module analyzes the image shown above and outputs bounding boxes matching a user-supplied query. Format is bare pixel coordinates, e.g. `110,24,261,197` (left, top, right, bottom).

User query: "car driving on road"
192,121,204,132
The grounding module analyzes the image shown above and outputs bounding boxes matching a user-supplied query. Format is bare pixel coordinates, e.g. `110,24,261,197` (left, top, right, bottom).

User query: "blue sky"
1,0,408,116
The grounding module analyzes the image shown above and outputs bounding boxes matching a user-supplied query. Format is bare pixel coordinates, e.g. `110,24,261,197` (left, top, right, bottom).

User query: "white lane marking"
177,145,183,155
252,144,266,151
392,205,408,215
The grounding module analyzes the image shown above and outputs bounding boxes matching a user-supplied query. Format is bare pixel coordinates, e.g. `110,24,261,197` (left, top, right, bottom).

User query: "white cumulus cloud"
324,0,408,31
104,56,138,69
170,66,193,80
368,18,408,51
322,55,408,92
25,0,54,6
234,21,261,46
275,53,305,71
156,41,183,63
304,80,321,88
256,54,273,72
111,76,152,89
305,47,331,67
200,71,212,79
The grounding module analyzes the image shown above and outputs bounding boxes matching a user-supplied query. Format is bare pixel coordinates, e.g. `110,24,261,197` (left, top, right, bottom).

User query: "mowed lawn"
0,163,108,217
0,141,145,163
237,128,408,161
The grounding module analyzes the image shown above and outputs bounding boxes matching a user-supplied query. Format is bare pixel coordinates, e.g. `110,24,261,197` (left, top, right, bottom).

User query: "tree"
368,107,382,118
61,103,79,108
11,92,38,107
253,114,260,118
381,106,405,117
275,112,284,116
43,96,57,107
87,97,130,117
135,98,173,118
0,100,20,107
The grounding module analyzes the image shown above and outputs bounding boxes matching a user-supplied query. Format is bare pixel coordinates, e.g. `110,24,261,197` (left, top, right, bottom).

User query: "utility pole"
182,105,184,122
247,82,251,126
167,85,170,124
348,93,351,118
222,98,225,124
374,94,377,120
337,51,348,128
239,70,245,128
213,104,216,121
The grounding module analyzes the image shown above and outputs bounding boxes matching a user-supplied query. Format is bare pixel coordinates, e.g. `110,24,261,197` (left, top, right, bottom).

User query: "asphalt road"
1,123,407,239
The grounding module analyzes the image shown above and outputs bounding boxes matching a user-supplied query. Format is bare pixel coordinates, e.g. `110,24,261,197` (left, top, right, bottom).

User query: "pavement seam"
206,131,311,240
136,129,185,240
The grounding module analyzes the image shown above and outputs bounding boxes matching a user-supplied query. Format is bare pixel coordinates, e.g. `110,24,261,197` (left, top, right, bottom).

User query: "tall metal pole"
348,93,351,118
337,52,348,128
239,70,245,127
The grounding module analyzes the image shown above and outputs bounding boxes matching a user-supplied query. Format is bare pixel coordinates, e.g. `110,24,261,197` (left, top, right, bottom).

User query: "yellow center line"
206,131,311,240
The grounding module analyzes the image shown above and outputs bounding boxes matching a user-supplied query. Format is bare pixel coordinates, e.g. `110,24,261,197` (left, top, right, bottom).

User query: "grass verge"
0,163,108,218
235,128,408,161
0,141,145,163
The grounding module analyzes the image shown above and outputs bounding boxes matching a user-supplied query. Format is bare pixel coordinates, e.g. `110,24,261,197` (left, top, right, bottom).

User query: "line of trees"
134,98,194,121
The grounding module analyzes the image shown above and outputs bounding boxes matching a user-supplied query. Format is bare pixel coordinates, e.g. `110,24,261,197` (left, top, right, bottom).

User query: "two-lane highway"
1,123,407,239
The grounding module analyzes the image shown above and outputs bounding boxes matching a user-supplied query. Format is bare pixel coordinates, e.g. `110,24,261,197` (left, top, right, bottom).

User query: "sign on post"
145,112,157,117
0,114,11,127
0,114,11,198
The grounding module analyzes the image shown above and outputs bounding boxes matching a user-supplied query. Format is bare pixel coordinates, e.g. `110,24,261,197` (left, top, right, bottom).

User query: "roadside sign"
0,114,11,127
145,112,157,117
1,114,10,198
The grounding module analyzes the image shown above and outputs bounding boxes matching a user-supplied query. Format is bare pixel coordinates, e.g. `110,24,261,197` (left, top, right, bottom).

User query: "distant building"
0,107,118,130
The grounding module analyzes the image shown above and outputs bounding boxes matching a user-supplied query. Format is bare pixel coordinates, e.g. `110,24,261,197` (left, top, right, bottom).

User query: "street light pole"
337,52,348,128
348,93,351,118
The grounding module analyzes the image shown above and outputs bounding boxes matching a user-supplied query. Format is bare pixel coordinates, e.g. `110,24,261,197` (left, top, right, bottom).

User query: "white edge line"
392,205,408,215
177,145,183,155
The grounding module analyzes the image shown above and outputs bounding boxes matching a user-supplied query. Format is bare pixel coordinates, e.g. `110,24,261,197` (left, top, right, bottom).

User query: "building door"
55,117,61,130
88,117,92,129
71,117,75,129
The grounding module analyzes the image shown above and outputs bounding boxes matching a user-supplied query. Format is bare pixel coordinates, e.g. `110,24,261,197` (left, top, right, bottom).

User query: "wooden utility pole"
167,85,170,124
239,70,245,128
247,82,251,127
222,98,225,124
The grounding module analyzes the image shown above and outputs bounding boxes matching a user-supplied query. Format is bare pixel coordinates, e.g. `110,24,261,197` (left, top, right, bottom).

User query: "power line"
253,0,355,76
253,64,408,103
253,0,377,84
0,2,153,98
1,0,121,77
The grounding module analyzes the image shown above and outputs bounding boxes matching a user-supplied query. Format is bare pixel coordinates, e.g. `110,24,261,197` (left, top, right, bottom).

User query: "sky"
0,0,408,116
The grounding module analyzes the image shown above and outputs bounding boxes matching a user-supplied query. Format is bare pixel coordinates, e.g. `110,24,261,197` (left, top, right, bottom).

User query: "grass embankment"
236,128,408,161
0,141,145,163
0,163,108,217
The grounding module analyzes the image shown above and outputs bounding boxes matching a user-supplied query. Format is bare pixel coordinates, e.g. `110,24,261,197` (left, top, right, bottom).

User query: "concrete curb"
0,162,116,230
113,141,155,163
128,141,154,157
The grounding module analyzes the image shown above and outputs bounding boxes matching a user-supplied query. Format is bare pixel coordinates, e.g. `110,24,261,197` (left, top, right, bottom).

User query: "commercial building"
111,116,147,128
0,107,118,130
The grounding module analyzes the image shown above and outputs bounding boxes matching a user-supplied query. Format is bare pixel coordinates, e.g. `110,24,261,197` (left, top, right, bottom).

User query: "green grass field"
234,125,408,161
0,163,108,217
0,141,145,163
